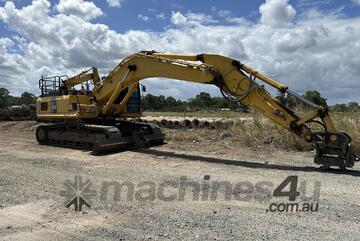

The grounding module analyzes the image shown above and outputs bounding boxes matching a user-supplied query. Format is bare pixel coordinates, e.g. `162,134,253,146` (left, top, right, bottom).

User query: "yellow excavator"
36,51,359,170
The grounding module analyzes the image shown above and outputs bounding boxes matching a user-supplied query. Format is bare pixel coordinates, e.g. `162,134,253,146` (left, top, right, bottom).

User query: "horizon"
0,0,360,104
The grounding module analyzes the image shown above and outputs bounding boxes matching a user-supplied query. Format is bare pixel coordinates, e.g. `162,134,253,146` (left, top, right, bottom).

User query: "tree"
276,90,327,109
347,102,359,111
303,90,327,107
143,94,160,110
165,96,177,106
188,92,215,109
0,88,9,109
20,92,36,106
331,104,348,112
0,88,9,97
158,95,166,106
142,92,249,111
213,97,229,108
7,95,21,106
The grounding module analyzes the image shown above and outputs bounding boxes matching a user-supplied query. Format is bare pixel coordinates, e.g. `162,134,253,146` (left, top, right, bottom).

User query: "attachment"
312,132,359,170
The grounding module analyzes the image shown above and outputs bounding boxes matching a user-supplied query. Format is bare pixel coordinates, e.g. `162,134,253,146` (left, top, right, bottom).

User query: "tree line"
142,92,245,112
0,87,359,112
144,90,360,112
0,88,36,109
275,90,360,112
0,88,37,120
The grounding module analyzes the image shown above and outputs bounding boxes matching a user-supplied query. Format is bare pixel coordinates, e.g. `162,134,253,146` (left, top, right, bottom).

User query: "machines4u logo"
59,175,320,213
267,176,321,213
60,176,97,211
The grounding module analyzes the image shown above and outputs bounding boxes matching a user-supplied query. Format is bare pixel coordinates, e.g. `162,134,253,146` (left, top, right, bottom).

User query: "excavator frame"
36,51,359,170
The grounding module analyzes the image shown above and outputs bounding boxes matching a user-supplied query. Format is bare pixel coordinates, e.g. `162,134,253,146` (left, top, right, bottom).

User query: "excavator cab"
114,84,143,115
37,75,143,120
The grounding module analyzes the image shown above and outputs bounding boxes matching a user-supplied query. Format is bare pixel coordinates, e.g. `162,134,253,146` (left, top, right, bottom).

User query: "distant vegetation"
0,88,37,120
0,87,359,113
275,90,328,108
142,92,247,112
0,88,36,109
143,90,360,113
275,90,360,112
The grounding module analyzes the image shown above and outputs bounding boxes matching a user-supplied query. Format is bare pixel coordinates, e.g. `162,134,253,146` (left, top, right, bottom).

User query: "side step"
35,121,165,153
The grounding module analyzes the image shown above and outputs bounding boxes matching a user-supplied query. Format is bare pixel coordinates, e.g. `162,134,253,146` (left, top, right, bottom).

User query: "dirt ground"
0,121,359,241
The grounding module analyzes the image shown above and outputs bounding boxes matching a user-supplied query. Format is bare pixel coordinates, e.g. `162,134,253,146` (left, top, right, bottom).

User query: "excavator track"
35,120,165,153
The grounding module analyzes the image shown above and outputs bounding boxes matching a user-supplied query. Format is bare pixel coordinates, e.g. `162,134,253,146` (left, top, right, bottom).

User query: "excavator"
36,51,359,170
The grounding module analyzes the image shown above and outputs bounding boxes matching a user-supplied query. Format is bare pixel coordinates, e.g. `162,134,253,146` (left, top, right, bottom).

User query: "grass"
143,110,249,118
330,112,360,153
155,110,360,153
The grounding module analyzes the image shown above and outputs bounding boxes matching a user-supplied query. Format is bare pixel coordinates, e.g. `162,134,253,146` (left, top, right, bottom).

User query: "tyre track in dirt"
0,121,359,240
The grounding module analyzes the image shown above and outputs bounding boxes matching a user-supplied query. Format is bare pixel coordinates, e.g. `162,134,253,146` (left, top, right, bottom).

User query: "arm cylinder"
238,63,288,92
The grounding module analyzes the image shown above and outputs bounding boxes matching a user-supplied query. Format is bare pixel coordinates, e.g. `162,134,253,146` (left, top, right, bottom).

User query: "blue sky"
2,0,359,34
0,0,360,104
0,0,263,33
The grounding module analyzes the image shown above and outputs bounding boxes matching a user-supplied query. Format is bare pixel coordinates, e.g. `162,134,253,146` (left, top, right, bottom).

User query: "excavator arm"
62,67,100,89
88,51,358,169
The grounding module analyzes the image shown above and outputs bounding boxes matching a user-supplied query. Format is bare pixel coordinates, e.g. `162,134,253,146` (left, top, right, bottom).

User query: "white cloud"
186,12,218,25
106,0,124,8
297,0,331,8
56,0,103,20
218,10,232,18
170,11,187,25
170,11,218,26
0,37,14,52
259,0,296,27
156,12,166,20
226,17,251,25
352,0,360,6
0,1,359,104
138,14,149,21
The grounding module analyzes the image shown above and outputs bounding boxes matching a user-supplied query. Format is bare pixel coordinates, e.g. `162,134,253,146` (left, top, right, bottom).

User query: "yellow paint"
37,51,338,142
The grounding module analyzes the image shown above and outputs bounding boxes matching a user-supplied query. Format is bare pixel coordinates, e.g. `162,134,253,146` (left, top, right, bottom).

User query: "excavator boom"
36,51,359,170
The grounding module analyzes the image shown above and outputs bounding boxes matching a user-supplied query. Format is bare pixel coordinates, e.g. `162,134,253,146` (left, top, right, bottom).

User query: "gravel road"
0,121,359,241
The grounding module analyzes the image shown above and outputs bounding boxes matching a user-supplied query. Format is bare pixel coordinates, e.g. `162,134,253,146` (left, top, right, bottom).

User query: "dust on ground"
0,121,359,241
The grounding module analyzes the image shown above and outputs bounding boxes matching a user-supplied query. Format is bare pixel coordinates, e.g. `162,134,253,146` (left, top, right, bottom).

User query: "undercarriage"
35,120,165,153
